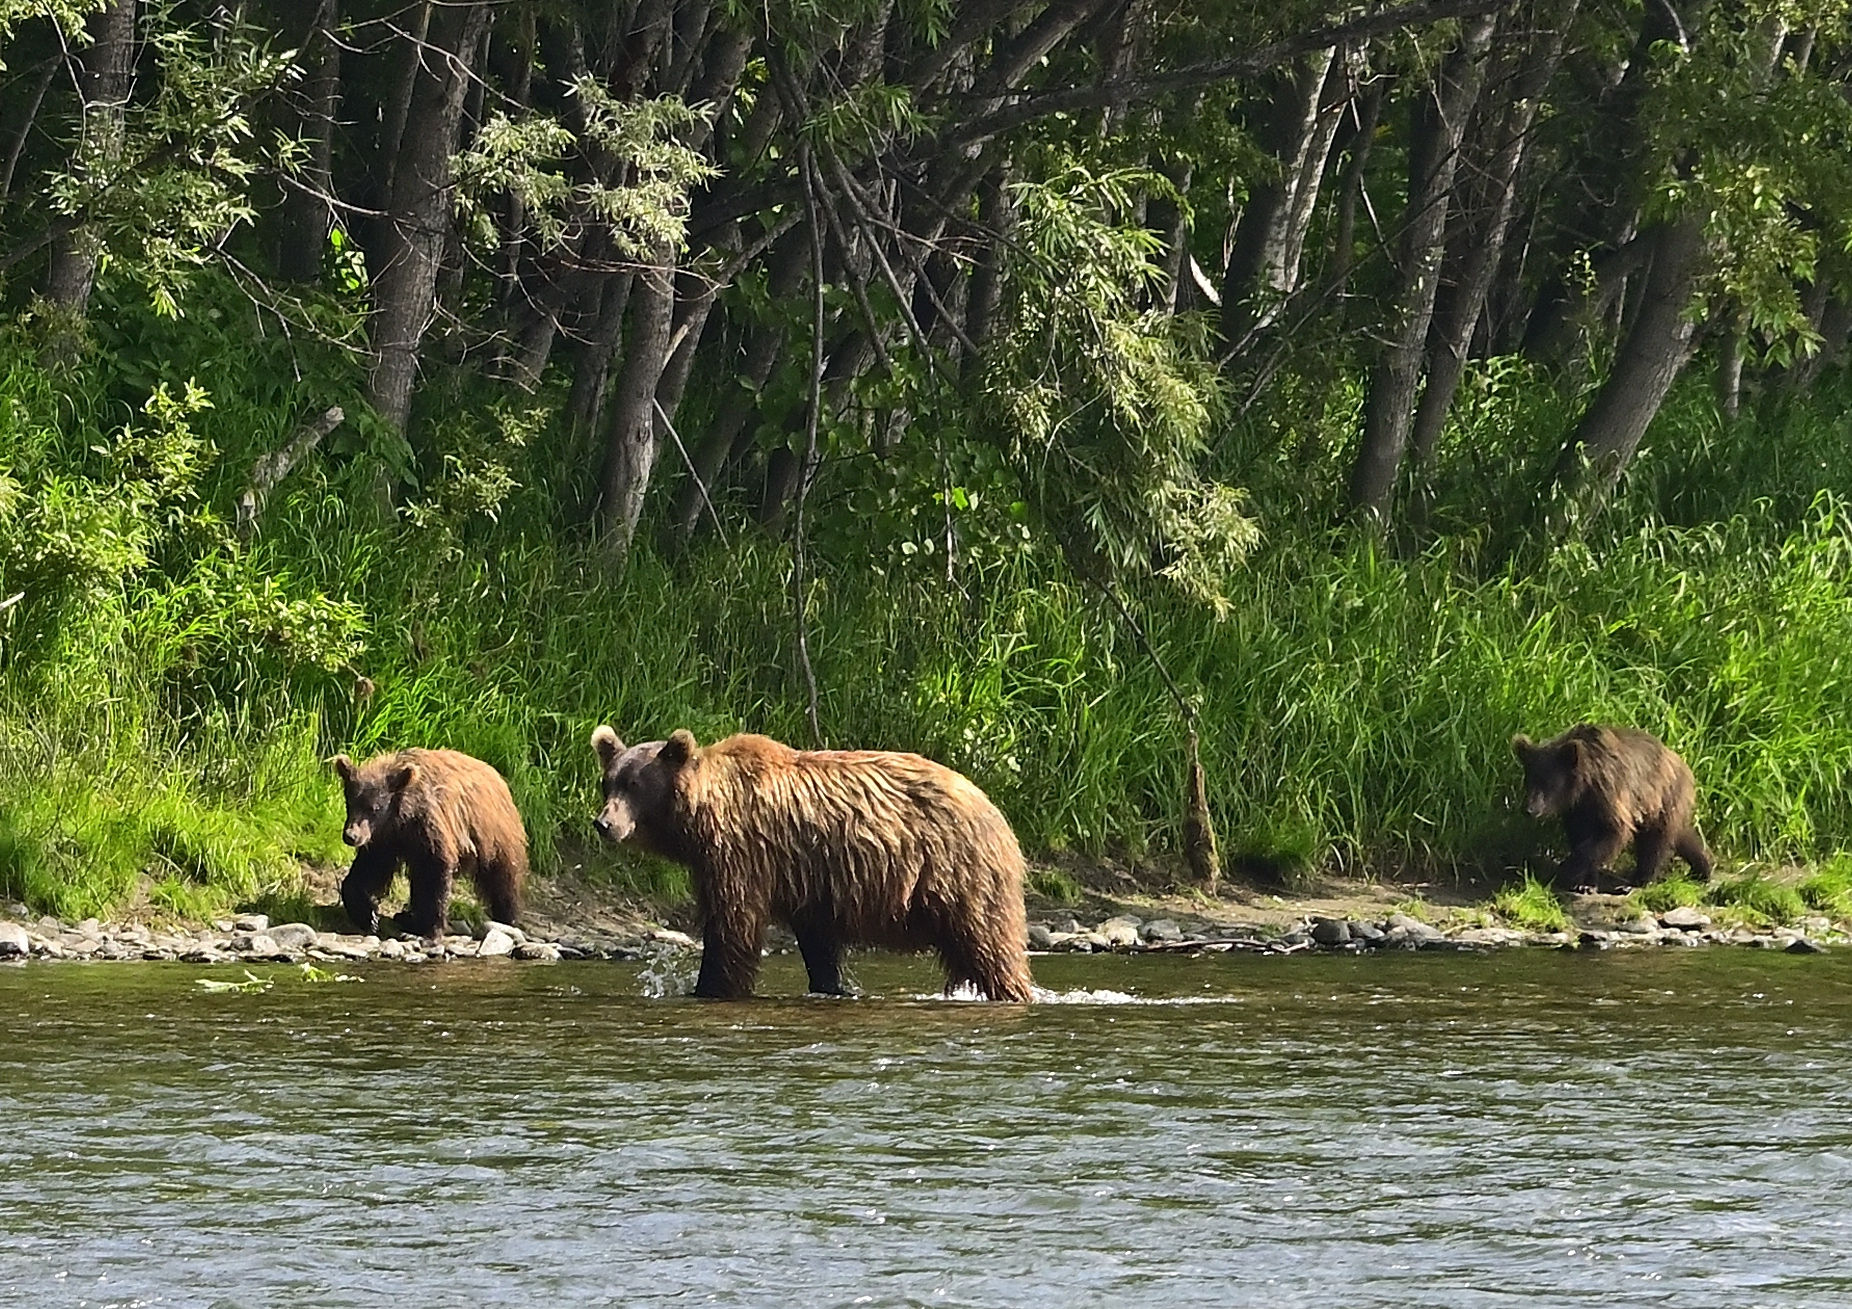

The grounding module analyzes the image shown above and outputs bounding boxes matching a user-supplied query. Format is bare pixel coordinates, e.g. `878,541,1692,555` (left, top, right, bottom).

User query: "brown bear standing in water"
1511,724,1713,891
590,726,1034,1002
332,748,527,938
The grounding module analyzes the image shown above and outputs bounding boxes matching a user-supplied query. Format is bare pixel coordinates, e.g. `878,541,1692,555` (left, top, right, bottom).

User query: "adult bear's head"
332,751,418,848
590,726,697,857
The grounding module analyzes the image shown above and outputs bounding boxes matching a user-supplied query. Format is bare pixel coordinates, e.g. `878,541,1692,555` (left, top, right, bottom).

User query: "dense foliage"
3,0,1852,918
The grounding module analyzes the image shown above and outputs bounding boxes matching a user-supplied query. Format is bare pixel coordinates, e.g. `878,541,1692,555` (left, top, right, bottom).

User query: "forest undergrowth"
6,316,1852,926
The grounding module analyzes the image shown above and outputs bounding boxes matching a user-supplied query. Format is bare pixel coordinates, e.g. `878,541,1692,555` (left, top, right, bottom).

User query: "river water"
2,947,1850,1308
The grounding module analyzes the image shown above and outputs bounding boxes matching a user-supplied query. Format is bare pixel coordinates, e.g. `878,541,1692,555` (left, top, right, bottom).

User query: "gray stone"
1026,924,1056,950
1047,912,1083,935
1141,918,1184,944
76,917,102,939
1386,913,1443,942
1309,918,1351,946
1347,920,1386,943
1279,930,1311,947
0,921,28,958
231,914,269,933
1660,906,1711,931
483,921,526,945
513,941,561,962
1617,915,1658,935
446,938,481,958
1075,931,1112,952
477,927,516,958
1098,917,1142,948
1786,937,1827,954
379,939,405,959
647,928,699,950
1456,926,1525,948
31,937,63,959
233,933,280,957
268,923,319,950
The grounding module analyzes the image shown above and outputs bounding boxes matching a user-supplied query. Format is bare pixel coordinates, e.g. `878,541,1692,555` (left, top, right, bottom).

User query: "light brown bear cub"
333,748,527,939
590,726,1034,1002
1512,724,1712,892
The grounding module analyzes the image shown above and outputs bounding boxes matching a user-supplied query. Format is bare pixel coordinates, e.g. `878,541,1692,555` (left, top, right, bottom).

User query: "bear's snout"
343,825,366,847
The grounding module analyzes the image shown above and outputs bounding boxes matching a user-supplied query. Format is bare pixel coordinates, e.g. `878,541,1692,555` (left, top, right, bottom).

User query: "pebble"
1309,918,1350,946
1097,917,1142,948
267,923,320,951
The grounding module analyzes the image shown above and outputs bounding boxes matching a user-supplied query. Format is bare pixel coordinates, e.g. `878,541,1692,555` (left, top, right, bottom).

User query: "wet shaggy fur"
1512,724,1712,890
591,727,1034,1002
333,748,527,938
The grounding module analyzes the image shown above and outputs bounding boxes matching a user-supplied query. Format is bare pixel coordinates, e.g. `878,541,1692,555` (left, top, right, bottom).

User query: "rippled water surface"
4,947,1852,1307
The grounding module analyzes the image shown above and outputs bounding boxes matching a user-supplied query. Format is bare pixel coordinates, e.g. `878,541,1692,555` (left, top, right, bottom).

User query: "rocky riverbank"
0,894,1840,967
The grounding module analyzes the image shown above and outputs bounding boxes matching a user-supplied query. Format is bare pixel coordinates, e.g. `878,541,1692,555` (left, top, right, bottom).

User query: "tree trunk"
1408,1,1575,473
1348,14,1496,527
364,0,488,434
1551,216,1706,506
595,243,677,558
277,0,343,284
1218,47,1345,354
44,0,136,321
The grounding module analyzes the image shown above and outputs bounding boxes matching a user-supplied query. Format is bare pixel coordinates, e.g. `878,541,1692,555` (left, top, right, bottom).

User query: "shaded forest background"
5,0,1852,920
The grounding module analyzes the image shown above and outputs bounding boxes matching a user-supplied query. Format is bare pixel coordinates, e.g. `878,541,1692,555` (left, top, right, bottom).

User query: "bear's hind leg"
474,860,522,927
936,916,1034,1003
1674,828,1713,881
1631,827,1671,886
340,846,398,935
402,854,456,941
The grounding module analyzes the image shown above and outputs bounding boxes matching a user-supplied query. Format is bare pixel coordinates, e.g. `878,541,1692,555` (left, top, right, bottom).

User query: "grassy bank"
7,325,1852,922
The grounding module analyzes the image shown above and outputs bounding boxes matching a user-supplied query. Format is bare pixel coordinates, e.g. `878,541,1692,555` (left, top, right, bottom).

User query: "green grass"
1798,855,1852,919
1490,875,1573,933
14,301,1852,922
1027,867,1086,906
1703,873,1807,927
1632,875,1709,914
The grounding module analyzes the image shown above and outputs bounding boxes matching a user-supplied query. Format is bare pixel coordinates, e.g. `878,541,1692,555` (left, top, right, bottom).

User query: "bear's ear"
388,762,417,792
332,753,356,782
1510,734,1534,759
591,724,623,767
662,728,698,767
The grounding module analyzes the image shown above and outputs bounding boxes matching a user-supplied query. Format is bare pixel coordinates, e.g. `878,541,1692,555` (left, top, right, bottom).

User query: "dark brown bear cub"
332,748,527,939
590,726,1034,1002
1512,724,1712,891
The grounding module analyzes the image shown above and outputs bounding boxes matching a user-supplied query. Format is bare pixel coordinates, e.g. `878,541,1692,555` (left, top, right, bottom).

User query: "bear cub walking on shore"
590,726,1034,1002
332,748,527,939
1511,724,1712,892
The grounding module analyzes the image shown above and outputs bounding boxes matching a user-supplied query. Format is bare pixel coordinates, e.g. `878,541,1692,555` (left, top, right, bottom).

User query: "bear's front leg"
340,846,399,935
793,919,856,997
693,911,765,999
1558,828,1626,894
